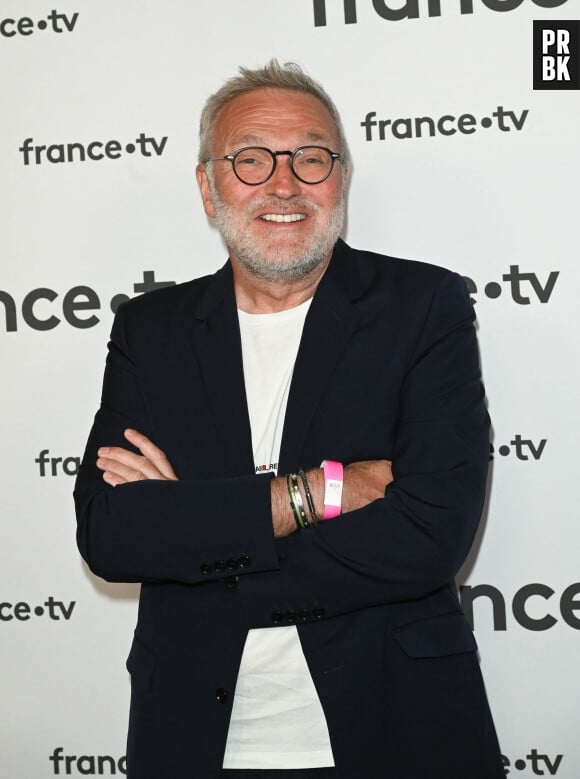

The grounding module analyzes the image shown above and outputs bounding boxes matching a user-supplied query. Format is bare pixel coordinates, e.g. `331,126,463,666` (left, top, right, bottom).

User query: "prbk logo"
19,134,167,166
490,435,547,462
0,596,75,622
462,267,559,305
49,748,126,775
312,0,568,27
36,450,80,477
0,10,78,37
361,105,528,142
459,582,580,631
502,749,563,776
533,20,580,89
1,270,175,333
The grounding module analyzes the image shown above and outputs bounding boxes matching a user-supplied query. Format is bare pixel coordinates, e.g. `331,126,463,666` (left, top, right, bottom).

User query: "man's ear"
196,163,216,218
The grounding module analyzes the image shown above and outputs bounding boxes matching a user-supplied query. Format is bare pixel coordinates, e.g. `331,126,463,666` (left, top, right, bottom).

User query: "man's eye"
238,157,258,165
297,152,325,165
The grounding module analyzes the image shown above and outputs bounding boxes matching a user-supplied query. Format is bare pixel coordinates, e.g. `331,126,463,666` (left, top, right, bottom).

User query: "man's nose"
264,155,302,198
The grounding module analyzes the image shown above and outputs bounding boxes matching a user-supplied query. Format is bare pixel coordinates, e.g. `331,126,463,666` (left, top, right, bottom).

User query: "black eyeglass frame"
203,145,341,186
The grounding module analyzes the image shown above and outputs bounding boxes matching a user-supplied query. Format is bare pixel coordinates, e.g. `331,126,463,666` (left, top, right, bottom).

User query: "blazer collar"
189,239,362,475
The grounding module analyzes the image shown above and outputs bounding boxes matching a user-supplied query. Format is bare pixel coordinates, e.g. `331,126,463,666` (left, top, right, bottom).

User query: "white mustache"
250,199,319,217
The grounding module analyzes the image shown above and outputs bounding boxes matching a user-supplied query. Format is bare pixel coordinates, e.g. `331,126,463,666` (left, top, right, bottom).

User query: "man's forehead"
228,131,332,149
213,89,339,150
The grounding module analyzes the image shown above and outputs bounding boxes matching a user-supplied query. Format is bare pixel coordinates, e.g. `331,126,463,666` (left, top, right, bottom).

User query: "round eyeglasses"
204,146,341,186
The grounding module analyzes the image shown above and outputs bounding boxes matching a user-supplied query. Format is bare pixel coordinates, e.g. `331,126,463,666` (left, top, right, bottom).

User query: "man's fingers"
102,469,135,487
124,428,163,458
124,429,178,480
96,453,152,483
95,431,179,485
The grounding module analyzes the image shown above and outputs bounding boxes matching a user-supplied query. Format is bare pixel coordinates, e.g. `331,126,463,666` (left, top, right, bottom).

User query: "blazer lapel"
278,240,361,473
189,262,254,476
189,241,362,477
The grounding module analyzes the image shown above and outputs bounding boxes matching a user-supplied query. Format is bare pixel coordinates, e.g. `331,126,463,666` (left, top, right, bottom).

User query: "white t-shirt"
222,299,335,770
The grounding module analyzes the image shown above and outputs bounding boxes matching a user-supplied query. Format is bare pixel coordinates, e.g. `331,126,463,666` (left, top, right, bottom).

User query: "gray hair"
198,59,350,171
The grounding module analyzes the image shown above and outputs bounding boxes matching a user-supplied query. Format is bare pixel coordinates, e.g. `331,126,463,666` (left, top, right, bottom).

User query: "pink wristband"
320,460,343,520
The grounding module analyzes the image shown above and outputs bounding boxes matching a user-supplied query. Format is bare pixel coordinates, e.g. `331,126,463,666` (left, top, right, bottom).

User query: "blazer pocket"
126,635,156,691
393,612,477,658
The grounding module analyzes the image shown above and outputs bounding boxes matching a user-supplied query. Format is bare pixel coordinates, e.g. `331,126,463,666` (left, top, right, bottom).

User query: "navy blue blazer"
75,239,504,778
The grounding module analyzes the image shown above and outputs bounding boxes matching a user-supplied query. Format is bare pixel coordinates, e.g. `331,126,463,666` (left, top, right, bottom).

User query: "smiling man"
198,89,345,293
75,61,504,778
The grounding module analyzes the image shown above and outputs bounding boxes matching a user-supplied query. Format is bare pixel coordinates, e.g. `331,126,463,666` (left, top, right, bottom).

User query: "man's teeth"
260,213,306,223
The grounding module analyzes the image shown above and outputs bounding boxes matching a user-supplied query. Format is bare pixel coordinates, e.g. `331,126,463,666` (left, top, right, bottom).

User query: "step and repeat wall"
2,1,578,776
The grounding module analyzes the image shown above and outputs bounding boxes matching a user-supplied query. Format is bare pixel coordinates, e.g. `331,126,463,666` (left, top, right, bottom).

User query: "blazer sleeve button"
284,610,296,624
298,609,311,622
200,562,211,575
313,607,326,619
226,558,239,571
213,560,226,573
238,555,251,568
216,688,229,704
271,610,283,624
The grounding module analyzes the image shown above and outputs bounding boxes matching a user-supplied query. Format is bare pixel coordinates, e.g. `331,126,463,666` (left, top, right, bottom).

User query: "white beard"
207,175,345,284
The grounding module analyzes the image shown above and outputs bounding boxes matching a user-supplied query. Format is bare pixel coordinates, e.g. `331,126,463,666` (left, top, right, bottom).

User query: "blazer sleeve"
74,304,281,584
237,271,491,626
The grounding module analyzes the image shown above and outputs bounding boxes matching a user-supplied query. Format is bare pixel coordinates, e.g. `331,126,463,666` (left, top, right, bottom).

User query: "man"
75,61,504,778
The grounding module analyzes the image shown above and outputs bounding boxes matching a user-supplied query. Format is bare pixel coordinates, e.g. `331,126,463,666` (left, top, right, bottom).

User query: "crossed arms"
96,428,393,538
74,268,489,625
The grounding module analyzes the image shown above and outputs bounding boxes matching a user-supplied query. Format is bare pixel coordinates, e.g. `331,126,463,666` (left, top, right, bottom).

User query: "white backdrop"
1,1,578,776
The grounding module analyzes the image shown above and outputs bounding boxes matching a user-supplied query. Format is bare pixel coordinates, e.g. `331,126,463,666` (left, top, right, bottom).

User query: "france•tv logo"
533,21,579,89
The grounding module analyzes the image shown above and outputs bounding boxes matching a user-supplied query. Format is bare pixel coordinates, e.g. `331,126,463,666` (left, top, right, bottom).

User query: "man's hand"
96,429,178,486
